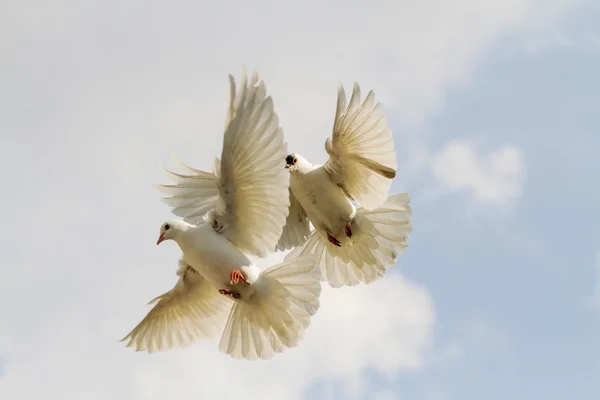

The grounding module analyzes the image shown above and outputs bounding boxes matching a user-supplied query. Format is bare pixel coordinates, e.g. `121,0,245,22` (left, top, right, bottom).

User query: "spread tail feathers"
218,256,322,360
285,193,412,288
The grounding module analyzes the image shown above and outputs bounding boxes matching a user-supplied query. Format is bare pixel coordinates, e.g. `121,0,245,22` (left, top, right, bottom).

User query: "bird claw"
327,232,341,247
230,270,248,284
212,218,224,233
345,222,352,239
219,288,241,299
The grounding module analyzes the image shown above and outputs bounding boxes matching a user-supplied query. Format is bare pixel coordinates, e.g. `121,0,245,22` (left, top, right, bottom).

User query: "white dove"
122,71,322,360
276,83,412,288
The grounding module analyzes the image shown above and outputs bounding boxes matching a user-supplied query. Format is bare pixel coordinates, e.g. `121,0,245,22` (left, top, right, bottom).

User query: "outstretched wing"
275,187,311,251
214,71,289,257
121,259,232,353
154,70,290,257
323,83,397,210
154,155,220,225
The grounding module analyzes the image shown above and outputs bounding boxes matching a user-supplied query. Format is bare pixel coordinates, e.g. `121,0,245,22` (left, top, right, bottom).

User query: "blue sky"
395,12,600,399
1,1,599,399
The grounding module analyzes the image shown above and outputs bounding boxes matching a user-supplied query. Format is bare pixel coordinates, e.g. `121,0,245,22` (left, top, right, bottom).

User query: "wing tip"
119,332,133,344
382,168,396,179
168,152,183,168
152,183,166,192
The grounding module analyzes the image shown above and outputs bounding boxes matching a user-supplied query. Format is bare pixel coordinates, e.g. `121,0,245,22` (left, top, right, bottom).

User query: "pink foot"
219,288,241,299
327,232,341,247
230,270,248,284
345,222,353,239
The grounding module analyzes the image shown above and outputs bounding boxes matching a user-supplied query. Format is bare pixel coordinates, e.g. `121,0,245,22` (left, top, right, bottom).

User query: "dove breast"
177,223,261,297
290,166,356,239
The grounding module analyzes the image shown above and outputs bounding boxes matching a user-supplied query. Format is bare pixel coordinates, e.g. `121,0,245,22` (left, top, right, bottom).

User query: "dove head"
285,153,311,173
156,220,187,245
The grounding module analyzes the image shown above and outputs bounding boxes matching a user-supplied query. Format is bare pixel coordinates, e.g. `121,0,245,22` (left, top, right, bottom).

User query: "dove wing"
276,187,311,251
154,71,290,255
215,71,290,257
322,82,397,210
121,260,233,353
154,156,220,225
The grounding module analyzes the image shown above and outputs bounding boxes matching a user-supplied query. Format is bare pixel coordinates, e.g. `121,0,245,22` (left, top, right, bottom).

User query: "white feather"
120,259,233,352
218,256,321,360
284,193,412,288
276,187,311,251
323,82,397,210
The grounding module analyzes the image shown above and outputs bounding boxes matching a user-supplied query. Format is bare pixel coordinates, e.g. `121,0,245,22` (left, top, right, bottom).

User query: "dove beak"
285,164,291,169
157,233,165,245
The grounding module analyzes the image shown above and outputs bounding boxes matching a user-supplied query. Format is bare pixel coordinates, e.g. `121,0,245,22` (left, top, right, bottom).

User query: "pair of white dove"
121,70,412,360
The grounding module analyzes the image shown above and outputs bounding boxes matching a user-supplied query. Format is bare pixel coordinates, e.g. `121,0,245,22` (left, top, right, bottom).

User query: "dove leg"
345,222,353,239
326,232,342,247
230,270,249,284
219,288,241,299
212,218,224,233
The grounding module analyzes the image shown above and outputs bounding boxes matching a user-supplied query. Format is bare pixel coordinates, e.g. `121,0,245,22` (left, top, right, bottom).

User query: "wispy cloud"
427,139,525,208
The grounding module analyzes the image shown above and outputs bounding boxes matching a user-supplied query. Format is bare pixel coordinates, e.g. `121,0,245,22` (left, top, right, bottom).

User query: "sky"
1,0,599,399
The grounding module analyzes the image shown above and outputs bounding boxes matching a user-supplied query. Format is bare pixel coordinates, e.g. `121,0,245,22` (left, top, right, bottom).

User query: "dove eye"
164,224,170,231
293,157,298,164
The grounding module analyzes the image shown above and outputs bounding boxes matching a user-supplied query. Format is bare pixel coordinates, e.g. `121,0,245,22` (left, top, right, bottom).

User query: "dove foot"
345,222,352,239
230,270,248,284
219,288,241,299
212,218,224,233
327,232,341,247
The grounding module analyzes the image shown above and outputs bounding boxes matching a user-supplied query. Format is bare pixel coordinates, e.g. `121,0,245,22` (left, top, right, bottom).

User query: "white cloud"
0,268,433,400
429,139,526,207
0,0,579,399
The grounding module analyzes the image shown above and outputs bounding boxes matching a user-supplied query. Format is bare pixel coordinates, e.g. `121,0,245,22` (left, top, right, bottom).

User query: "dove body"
278,82,412,288
288,155,356,243
124,215,321,359
164,220,260,300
